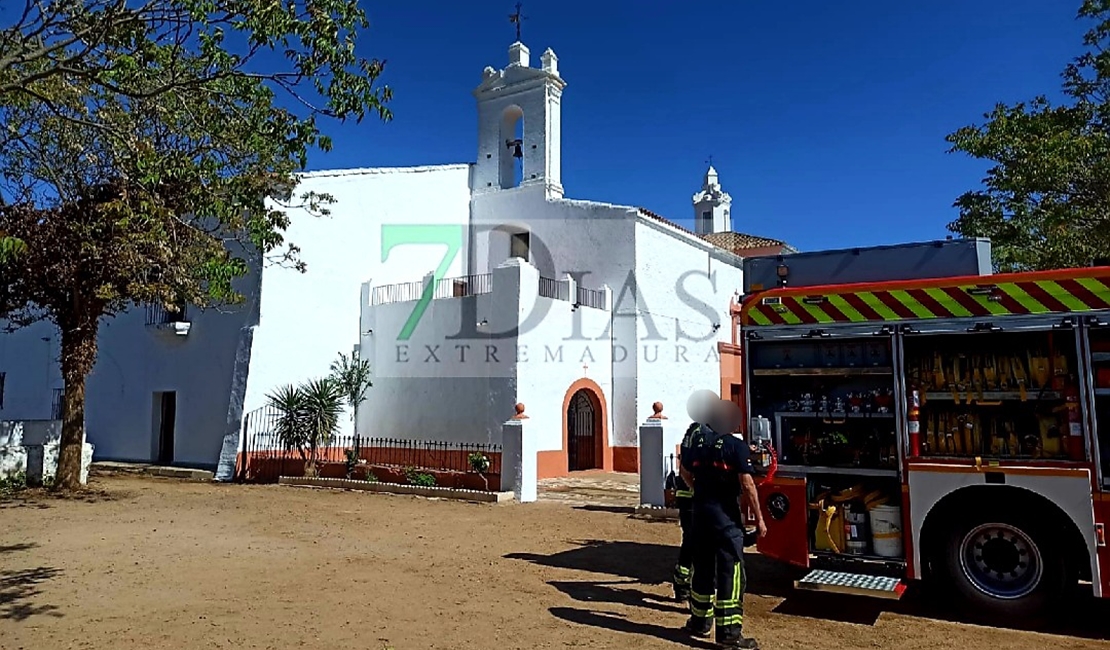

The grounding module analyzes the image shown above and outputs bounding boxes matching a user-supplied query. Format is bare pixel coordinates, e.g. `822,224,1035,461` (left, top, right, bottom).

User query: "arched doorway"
567,388,602,471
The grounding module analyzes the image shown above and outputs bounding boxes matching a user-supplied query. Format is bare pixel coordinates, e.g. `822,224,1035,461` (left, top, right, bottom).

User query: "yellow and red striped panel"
741,270,1110,327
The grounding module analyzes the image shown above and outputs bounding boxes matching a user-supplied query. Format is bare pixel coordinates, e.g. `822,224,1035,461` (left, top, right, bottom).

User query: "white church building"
0,38,790,479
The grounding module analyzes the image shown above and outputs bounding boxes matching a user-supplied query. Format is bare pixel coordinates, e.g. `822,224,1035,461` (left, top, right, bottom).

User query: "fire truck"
736,265,1110,619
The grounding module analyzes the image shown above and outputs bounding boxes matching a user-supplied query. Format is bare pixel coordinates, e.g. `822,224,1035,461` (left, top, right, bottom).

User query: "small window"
0,372,5,409
51,388,64,420
510,232,530,260
702,211,712,221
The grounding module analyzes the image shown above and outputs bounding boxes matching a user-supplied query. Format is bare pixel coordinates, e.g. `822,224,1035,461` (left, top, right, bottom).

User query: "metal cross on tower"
509,3,526,42
706,155,714,167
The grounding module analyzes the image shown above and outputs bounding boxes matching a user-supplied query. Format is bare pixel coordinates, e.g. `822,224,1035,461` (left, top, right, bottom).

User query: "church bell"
507,138,523,159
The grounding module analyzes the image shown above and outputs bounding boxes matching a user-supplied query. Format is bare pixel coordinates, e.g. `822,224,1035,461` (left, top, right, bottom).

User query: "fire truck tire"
938,506,1068,621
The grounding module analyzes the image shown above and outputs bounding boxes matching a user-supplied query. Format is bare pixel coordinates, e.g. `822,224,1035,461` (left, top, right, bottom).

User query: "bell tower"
692,164,732,235
472,39,565,198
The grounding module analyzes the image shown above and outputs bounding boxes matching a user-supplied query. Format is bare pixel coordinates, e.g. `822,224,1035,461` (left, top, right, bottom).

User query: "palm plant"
329,351,373,425
266,378,344,477
268,383,308,455
300,377,345,475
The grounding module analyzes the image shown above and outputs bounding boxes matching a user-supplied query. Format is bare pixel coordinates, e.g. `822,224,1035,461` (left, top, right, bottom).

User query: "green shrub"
0,471,28,496
410,472,436,487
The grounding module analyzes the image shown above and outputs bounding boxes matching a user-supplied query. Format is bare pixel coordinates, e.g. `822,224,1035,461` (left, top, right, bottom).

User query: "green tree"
946,1,1110,271
0,0,392,491
329,350,372,425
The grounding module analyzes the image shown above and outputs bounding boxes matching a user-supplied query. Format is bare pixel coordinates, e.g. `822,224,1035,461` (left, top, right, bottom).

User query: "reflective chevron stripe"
742,273,1110,326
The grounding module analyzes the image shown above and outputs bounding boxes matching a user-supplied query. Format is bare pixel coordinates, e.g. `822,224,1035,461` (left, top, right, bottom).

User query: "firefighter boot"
716,626,759,649
672,564,692,602
682,615,712,638
673,583,691,603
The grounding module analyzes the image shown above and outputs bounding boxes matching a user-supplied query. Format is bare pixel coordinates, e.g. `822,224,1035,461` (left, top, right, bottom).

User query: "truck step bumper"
794,569,907,600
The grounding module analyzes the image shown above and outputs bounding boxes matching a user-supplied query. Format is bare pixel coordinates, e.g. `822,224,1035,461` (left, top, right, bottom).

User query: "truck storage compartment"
747,337,899,473
902,328,1081,460
806,473,905,562
1086,326,1110,486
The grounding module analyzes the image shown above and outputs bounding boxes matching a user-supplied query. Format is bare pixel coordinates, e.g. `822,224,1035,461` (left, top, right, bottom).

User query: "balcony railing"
368,272,608,310
538,276,571,301
576,286,607,310
371,273,493,305
146,303,188,326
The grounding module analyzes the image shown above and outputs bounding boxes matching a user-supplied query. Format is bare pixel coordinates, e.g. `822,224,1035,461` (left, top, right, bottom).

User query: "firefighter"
679,400,766,649
671,420,700,602
672,389,721,601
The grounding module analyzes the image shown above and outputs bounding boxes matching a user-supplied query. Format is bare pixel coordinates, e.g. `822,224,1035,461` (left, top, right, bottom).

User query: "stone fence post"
501,403,538,502
638,402,667,507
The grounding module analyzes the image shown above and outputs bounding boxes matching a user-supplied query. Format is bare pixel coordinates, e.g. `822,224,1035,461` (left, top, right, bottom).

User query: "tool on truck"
736,266,1110,621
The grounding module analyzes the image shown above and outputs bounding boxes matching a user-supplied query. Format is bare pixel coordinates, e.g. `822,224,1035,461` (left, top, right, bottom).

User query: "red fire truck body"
736,266,1110,616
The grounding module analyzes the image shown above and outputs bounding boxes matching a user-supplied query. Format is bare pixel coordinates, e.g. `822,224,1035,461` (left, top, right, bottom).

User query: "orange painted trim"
612,446,638,473
718,341,742,354
906,463,1090,478
1094,492,1110,503
561,377,612,473
536,450,567,480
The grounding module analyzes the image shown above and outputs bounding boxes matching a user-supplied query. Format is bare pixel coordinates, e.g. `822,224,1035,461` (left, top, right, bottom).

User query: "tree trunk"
54,319,99,491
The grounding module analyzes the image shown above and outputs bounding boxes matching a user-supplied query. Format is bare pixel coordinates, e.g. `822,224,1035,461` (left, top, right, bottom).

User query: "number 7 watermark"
380,224,465,341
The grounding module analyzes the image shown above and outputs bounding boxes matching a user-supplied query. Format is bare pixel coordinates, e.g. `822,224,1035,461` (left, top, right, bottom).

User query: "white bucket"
869,504,904,558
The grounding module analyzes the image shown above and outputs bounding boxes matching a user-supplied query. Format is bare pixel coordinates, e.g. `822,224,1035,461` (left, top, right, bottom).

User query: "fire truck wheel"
940,507,1067,620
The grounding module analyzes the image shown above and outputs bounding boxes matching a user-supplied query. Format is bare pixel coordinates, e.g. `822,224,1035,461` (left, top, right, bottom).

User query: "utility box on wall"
742,238,992,294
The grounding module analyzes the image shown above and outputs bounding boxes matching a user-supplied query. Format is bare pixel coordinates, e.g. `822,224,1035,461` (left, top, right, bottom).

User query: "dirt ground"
2,475,1109,650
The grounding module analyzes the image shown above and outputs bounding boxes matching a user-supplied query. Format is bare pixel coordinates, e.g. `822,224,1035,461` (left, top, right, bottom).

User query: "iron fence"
236,407,503,484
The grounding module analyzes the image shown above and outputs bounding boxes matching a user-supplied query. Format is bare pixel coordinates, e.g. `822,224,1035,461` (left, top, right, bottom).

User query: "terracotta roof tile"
699,231,788,252
636,207,793,257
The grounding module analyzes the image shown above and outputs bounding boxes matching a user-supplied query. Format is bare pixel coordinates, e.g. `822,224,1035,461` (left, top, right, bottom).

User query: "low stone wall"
278,476,515,503
0,420,94,485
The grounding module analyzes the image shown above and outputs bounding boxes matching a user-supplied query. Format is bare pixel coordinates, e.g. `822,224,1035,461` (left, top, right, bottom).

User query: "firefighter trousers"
688,503,746,632
672,498,694,591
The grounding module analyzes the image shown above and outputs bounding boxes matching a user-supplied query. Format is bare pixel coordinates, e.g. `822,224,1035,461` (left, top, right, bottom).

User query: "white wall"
0,282,258,469
244,164,472,432
513,262,612,453
469,186,744,450
629,218,744,447
358,258,612,451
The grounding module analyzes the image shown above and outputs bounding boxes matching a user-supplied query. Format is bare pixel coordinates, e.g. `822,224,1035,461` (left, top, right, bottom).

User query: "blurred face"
706,398,744,435
686,389,719,423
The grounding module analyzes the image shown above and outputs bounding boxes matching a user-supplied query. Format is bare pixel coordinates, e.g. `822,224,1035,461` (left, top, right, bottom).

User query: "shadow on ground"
572,505,637,515
508,539,1110,642
548,607,718,649
549,579,687,615
0,485,124,510
0,565,63,621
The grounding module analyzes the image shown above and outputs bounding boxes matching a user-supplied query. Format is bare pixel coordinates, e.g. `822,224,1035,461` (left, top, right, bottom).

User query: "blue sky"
305,1,1088,253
